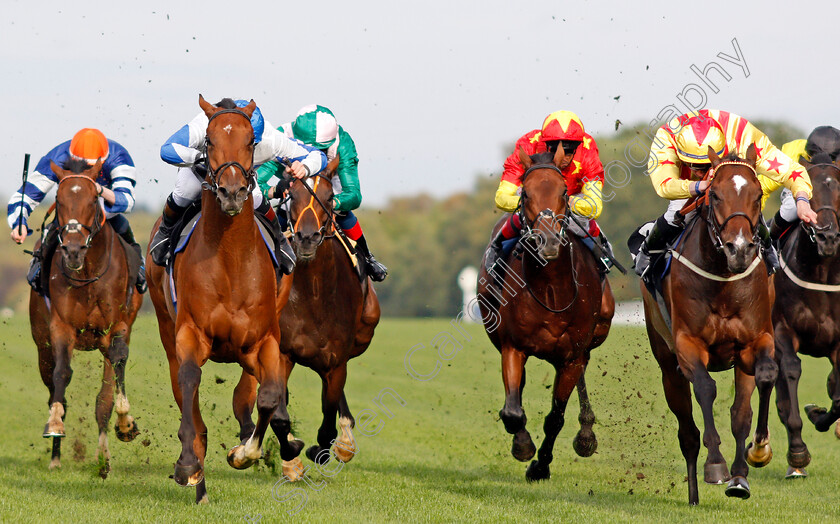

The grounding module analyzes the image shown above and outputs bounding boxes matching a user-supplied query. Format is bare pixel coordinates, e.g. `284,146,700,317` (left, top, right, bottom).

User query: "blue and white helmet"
234,99,265,144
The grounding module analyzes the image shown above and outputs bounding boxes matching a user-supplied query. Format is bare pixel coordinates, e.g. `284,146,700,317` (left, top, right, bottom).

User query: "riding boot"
149,194,187,267
484,229,506,274
115,222,147,294
634,215,682,277
353,234,388,282
256,200,296,275
769,210,796,248
584,232,616,278
758,218,780,275
27,223,59,295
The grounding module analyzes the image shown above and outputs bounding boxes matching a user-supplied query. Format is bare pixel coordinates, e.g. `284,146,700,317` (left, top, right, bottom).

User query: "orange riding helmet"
69,128,109,163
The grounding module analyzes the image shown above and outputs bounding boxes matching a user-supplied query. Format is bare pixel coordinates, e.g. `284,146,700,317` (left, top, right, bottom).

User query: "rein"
201,108,257,196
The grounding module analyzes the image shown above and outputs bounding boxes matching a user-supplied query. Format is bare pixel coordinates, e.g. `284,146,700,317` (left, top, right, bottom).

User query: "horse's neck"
198,193,257,249
788,228,840,283
78,225,114,278
522,235,576,288
685,215,730,273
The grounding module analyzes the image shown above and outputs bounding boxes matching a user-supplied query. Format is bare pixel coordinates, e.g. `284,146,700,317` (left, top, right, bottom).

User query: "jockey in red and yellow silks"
486,110,615,275
634,109,817,276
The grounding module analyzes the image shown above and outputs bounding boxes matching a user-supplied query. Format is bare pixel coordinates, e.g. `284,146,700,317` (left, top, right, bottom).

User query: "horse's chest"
791,298,840,352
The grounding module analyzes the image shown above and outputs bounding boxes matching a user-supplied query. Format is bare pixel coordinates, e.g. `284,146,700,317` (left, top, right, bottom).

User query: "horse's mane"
62,157,94,175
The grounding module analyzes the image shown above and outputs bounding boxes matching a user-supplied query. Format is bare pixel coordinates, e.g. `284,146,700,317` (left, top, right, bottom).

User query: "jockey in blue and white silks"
7,128,146,294
150,98,327,273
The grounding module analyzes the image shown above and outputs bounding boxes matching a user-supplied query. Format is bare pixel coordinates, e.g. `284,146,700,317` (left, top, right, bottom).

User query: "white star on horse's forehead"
732,175,747,195
223,124,232,134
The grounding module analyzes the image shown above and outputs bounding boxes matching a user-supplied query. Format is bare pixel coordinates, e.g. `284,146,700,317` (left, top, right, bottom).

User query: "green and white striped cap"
292,104,338,149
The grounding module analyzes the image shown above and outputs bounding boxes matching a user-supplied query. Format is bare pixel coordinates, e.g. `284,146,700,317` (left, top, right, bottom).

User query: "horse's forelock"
811,152,833,165
215,98,237,110
62,157,94,175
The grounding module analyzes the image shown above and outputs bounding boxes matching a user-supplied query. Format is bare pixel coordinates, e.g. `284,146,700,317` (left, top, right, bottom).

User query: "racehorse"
476,147,615,482
231,157,380,479
146,95,300,504
641,144,777,505
31,158,143,478
773,153,840,478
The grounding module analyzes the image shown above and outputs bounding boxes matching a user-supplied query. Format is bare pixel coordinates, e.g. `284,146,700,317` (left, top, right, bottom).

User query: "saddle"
628,221,686,331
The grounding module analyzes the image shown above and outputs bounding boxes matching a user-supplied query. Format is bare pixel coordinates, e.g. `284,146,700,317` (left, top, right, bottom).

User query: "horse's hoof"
746,440,773,468
115,420,140,442
282,457,305,482
42,423,65,439
724,476,750,499
572,430,597,457
196,494,209,505
173,462,204,487
804,404,827,427
227,445,258,470
511,430,536,462
787,448,811,469
785,466,808,479
703,462,731,484
306,445,330,465
835,420,840,440
525,460,550,482
333,441,356,463
98,460,111,480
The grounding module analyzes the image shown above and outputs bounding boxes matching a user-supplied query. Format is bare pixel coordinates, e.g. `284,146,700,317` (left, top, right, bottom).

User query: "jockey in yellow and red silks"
486,110,616,275
633,109,817,276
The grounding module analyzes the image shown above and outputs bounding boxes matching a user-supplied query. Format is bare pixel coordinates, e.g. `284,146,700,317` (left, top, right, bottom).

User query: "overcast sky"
2,0,839,211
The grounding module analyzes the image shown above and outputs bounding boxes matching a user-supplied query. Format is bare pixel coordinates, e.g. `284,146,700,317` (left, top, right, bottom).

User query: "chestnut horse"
31,158,143,478
232,159,380,479
642,145,777,505
146,95,299,504
476,148,615,482
773,153,840,479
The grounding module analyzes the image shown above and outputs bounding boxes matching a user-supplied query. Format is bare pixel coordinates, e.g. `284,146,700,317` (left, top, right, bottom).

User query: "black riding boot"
484,229,506,274
758,218,780,275
634,215,682,277
769,210,796,247
111,219,147,294
27,223,59,295
256,200,296,275
353,234,388,282
149,194,187,267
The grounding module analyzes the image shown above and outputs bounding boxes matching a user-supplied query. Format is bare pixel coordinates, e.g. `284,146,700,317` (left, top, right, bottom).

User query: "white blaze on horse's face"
223,124,232,134
732,175,748,195
70,184,82,194
734,231,747,250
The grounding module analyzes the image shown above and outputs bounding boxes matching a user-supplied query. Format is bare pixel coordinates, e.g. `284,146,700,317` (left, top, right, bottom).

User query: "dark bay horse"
642,144,777,504
232,157,380,480
146,95,300,504
476,147,615,482
31,158,143,478
773,153,840,478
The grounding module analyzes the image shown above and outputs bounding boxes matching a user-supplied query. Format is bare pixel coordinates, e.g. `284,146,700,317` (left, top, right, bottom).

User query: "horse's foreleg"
172,326,204,488
44,325,75,439
333,392,357,463
232,370,257,442
525,360,585,482
572,371,597,458
774,327,810,477
747,335,778,470
107,333,139,442
728,365,756,498
306,365,347,465
94,360,115,479
36,339,61,468
805,347,840,432
499,346,534,462
228,336,284,471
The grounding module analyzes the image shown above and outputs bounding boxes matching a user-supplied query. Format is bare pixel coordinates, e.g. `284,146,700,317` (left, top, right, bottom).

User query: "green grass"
1,315,839,523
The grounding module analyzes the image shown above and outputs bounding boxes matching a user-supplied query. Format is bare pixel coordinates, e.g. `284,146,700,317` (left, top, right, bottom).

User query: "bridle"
517,162,579,313
200,108,257,195
288,173,336,244
702,161,762,251
55,174,112,285
801,163,840,243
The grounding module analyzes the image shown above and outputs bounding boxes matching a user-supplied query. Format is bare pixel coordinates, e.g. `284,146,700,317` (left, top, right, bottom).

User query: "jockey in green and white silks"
257,105,388,282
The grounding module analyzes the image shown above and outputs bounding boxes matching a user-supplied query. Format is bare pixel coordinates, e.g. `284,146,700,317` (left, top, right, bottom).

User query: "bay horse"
231,157,380,479
31,157,143,478
476,147,615,482
773,153,840,479
146,95,300,504
641,144,777,505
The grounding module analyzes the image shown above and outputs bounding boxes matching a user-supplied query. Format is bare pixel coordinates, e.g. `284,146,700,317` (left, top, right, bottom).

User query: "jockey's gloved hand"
192,161,208,179
274,176,292,197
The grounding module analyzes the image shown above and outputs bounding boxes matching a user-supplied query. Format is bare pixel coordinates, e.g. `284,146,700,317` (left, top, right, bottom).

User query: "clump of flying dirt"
72,438,86,462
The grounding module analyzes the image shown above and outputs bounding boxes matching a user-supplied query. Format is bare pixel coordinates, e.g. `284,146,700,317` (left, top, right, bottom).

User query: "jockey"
8,128,146,294
256,104,388,282
485,110,615,275
635,109,817,276
150,98,327,274
769,125,840,239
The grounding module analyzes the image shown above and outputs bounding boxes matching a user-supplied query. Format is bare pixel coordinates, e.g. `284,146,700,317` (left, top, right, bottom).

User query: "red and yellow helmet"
540,110,585,142
69,128,109,163
674,116,726,164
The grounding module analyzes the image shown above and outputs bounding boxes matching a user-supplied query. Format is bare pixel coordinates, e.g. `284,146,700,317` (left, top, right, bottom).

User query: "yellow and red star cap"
674,116,725,164
540,110,585,142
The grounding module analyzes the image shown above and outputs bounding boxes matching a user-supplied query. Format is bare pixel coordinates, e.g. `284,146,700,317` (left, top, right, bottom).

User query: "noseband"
56,174,106,248
704,162,761,251
519,163,569,240
201,108,257,195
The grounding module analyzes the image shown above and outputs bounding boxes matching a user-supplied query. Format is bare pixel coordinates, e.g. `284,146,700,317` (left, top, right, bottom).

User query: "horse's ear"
707,145,722,168
326,154,340,176
518,146,532,170
745,143,757,166
88,159,103,178
240,99,257,119
199,94,216,118
552,145,566,168
51,160,68,180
